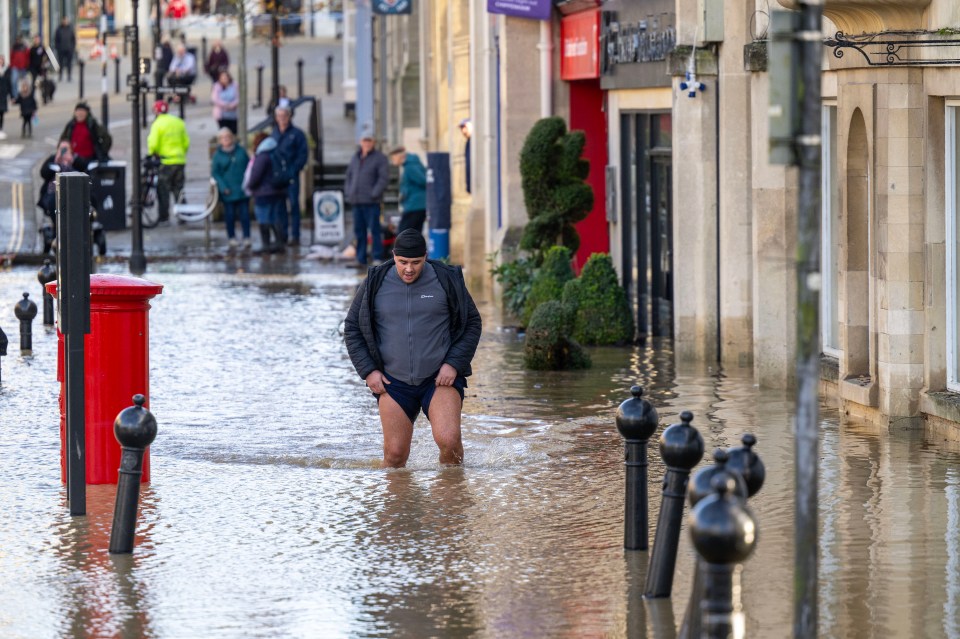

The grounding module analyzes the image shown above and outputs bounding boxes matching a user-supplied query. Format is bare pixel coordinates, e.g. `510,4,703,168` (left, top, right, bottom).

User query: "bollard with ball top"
689,475,759,639
109,394,157,554
14,293,38,355
679,449,749,639
37,260,57,326
725,433,766,498
616,385,660,550
644,410,704,598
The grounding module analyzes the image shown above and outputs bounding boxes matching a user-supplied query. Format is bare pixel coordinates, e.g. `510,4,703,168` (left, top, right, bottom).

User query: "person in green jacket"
147,100,190,223
211,127,250,248
389,146,427,235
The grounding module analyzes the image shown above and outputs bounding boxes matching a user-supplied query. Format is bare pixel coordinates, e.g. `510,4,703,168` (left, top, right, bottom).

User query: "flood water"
1,260,959,638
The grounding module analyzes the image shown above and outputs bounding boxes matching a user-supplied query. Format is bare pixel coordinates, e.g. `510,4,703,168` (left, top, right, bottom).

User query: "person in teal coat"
389,146,427,235
211,127,251,248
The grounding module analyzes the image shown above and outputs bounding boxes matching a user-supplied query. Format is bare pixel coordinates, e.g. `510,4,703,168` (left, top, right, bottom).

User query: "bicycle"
137,154,164,229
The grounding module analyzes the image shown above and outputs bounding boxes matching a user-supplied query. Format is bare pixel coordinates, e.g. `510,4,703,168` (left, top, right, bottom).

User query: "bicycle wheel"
140,188,161,229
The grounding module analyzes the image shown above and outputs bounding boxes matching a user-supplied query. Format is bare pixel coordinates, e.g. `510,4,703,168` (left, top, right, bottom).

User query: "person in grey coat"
344,133,389,266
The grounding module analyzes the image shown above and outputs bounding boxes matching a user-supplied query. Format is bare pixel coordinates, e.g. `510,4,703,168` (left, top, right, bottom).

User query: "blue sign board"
373,0,411,14
487,0,551,21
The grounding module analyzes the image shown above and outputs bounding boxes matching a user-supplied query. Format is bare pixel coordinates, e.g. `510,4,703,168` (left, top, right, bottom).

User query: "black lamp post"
129,0,146,274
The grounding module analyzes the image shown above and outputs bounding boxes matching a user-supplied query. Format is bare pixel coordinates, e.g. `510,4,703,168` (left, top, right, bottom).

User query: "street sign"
124,25,138,43
156,85,191,95
127,74,140,87
126,93,139,102
312,191,345,245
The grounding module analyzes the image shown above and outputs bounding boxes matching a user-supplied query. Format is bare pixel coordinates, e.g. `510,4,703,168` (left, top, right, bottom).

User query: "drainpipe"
419,0,429,147
538,19,552,117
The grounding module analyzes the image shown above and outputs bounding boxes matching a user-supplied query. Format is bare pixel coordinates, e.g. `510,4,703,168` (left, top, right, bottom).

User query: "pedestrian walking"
211,70,238,133
269,103,308,245
14,79,37,138
205,40,229,84
343,228,483,468
389,146,427,236
243,131,286,253
344,132,389,266
156,37,173,86
9,38,29,97
147,99,190,223
55,18,76,82
0,56,11,136
59,102,112,169
211,127,251,249
28,35,45,85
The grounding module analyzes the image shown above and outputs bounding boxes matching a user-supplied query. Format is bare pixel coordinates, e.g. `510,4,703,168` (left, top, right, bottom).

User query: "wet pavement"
1,261,959,637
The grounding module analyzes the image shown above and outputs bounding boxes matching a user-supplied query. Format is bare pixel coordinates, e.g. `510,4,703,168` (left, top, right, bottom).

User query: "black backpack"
269,149,295,189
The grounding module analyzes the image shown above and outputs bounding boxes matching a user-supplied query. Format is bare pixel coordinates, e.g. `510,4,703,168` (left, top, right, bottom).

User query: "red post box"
47,274,164,484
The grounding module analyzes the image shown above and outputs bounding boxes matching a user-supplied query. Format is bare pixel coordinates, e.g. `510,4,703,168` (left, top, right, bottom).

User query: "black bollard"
297,58,304,97
326,54,333,95
109,394,158,554
689,476,759,639
14,293,37,355
201,36,208,68
645,410,704,598
254,63,264,108
78,60,85,98
114,57,121,94
679,449,749,639
37,259,57,326
616,385,660,550
725,433,766,498
0,323,7,384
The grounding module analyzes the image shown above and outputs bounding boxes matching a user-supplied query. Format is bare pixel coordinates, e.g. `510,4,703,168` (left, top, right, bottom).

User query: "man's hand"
435,363,458,386
365,370,390,394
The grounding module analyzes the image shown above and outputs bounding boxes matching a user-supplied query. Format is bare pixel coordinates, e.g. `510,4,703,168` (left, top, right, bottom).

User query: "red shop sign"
561,9,600,80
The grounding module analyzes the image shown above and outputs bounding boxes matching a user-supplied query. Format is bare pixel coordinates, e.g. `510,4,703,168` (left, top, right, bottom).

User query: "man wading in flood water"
344,229,482,467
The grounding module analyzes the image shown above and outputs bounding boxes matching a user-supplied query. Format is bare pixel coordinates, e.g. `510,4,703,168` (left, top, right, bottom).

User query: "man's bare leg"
379,393,414,468
428,386,464,465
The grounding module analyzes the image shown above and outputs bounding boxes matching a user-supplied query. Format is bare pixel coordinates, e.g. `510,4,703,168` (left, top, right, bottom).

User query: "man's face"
74,108,87,122
360,138,375,155
275,109,291,131
390,152,405,167
395,255,426,284
218,131,234,148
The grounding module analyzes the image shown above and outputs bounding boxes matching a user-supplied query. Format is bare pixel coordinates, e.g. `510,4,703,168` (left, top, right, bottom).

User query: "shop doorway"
620,111,673,340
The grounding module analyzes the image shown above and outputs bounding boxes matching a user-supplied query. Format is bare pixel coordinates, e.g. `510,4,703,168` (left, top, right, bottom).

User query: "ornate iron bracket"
824,30,960,66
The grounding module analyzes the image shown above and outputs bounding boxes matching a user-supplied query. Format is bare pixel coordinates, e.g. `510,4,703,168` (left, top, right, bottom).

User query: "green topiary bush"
562,253,635,345
522,245,575,327
523,300,591,370
519,117,594,259
489,252,536,323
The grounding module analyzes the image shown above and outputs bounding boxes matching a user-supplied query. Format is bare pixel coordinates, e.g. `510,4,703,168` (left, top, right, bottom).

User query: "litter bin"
89,160,127,231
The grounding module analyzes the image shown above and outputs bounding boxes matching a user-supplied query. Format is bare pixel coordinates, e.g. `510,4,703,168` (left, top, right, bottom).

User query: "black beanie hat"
393,229,427,257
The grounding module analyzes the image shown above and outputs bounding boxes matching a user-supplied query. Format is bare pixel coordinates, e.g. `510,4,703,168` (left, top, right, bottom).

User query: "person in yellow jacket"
147,99,190,223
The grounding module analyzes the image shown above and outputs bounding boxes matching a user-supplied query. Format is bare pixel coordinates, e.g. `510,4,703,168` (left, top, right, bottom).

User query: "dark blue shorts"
375,370,467,423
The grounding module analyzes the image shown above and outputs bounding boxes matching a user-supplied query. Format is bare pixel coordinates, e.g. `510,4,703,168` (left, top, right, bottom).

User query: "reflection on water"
1,263,960,637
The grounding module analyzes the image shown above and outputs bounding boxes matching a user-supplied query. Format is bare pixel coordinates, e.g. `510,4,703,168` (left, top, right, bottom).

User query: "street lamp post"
100,0,109,126
128,1,145,274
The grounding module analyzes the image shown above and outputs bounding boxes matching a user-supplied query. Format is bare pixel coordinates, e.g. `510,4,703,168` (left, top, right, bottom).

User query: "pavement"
0,33,359,267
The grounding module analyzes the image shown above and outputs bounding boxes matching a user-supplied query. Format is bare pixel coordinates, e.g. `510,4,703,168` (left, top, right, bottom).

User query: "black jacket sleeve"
443,269,482,376
343,280,378,380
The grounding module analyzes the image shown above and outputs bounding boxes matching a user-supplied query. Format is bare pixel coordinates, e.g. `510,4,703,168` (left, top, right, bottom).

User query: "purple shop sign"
487,0,551,21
